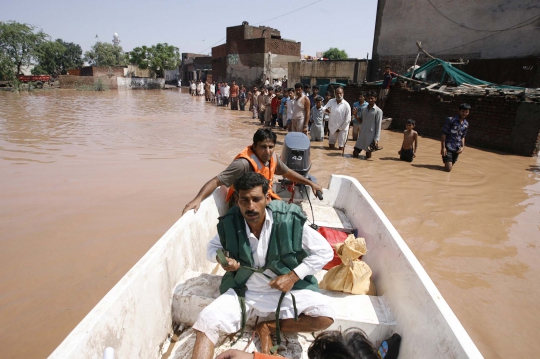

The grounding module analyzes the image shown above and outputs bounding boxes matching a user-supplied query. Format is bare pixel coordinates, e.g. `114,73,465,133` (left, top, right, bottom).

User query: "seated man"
191,173,335,359
181,128,322,215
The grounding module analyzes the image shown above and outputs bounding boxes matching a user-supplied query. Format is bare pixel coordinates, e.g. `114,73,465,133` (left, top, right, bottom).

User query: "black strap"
229,266,299,353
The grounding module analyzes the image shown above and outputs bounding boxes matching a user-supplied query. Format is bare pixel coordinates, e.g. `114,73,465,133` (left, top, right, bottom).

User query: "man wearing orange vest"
182,128,322,215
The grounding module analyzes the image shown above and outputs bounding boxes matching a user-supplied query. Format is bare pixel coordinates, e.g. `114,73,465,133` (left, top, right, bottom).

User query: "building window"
301,78,311,86
336,78,349,85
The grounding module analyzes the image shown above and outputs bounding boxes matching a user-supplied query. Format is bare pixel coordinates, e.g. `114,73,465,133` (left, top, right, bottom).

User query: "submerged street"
0,89,539,358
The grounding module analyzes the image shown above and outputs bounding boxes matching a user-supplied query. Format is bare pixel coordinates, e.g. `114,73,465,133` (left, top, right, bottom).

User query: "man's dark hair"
385,65,391,69
336,86,344,91
233,172,269,195
313,85,319,90
315,95,323,102
325,91,331,96
459,103,471,110
307,328,379,359
288,87,295,92
295,83,303,89
406,118,416,126
367,90,378,98
359,91,366,98
253,128,277,145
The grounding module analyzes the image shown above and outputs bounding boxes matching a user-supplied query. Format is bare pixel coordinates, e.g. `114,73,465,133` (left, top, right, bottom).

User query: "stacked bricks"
344,83,540,156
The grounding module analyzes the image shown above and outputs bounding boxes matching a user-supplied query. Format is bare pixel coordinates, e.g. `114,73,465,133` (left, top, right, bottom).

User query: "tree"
129,45,150,69
0,52,15,81
84,41,126,67
32,39,83,75
0,21,48,77
129,43,180,78
322,48,348,60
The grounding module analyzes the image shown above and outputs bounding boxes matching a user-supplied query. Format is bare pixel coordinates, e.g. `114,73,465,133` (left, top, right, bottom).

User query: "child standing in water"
398,119,418,162
309,96,325,142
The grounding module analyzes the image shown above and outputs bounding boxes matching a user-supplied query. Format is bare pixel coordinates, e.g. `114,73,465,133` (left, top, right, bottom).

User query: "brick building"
343,83,540,156
212,22,301,86
180,53,212,86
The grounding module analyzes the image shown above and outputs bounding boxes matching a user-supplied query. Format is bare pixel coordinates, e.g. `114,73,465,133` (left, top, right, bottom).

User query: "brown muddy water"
0,89,539,358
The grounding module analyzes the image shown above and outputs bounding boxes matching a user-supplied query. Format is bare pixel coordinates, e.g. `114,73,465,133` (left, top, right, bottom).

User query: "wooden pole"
410,43,421,79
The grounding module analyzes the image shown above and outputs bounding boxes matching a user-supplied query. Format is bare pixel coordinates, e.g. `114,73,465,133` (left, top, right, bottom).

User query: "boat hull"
49,175,483,358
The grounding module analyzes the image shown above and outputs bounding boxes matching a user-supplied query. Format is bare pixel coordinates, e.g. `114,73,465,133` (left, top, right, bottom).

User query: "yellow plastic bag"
319,234,376,295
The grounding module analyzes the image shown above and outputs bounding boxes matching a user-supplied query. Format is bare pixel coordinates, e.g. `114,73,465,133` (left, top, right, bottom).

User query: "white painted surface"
49,176,483,358
322,175,483,358
48,187,228,359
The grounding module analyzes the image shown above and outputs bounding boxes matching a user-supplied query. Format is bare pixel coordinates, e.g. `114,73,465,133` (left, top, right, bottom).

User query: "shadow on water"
325,152,347,157
241,121,262,126
411,164,445,171
379,156,401,162
526,165,540,174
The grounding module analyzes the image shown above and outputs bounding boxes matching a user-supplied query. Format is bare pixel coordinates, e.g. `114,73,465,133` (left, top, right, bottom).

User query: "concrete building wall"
164,68,180,82
126,64,150,78
289,60,368,87
80,66,124,77
117,77,165,89
371,0,540,81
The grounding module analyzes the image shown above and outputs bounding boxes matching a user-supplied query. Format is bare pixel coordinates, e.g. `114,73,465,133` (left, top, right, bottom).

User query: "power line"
433,12,540,54
253,0,324,25
197,0,324,53
427,0,540,33
197,37,226,55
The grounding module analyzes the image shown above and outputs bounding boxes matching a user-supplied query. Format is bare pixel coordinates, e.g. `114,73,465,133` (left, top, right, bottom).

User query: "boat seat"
172,271,396,340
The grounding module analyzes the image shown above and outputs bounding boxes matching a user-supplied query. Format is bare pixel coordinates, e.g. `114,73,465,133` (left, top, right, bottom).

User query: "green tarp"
376,58,525,90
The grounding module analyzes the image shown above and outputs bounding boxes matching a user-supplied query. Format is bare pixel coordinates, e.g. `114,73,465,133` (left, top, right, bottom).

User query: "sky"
1,0,378,59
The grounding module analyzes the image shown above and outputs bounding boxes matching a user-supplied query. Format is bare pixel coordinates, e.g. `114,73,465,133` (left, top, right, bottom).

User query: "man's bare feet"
255,321,273,354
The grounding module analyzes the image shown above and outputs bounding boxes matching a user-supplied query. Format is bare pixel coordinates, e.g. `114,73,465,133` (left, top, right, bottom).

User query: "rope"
228,264,299,353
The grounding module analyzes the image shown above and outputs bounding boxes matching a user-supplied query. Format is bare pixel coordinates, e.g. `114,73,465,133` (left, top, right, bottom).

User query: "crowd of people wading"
187,66,470,173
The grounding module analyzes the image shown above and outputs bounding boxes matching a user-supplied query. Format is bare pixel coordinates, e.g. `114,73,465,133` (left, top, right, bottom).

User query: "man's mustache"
245,210,259,216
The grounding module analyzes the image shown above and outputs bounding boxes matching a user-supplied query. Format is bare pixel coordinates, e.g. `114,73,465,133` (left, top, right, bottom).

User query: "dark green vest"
216,200,319,294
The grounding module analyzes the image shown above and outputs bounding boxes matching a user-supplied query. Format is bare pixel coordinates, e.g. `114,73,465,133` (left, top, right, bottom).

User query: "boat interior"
161,183,395,359
50,175,481,359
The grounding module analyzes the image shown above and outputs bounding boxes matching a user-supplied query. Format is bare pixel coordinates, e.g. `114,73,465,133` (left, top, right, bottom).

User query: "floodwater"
0,89,539,358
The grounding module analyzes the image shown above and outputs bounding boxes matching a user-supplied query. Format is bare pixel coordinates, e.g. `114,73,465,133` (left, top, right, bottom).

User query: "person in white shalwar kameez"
353,90,383,159
191,173,334,359
323,86,351,150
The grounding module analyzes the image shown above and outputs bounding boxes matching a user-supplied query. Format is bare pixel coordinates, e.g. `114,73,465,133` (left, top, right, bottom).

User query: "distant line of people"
186,72,470,172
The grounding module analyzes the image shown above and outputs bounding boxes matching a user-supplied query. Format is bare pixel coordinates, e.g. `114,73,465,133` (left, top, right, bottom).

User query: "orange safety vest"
225,146,281,201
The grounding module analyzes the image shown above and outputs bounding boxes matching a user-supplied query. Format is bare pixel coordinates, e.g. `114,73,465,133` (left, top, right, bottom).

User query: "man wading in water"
441,103,470,172
190,173,334,358
181,128,322,215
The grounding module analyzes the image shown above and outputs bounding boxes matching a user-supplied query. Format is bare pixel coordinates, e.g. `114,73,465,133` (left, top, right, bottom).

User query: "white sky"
1,0,378,59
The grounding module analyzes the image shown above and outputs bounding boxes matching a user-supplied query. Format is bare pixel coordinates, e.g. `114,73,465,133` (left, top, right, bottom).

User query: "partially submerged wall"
345,84,540,156
58,75,118,90
117,77,165,89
